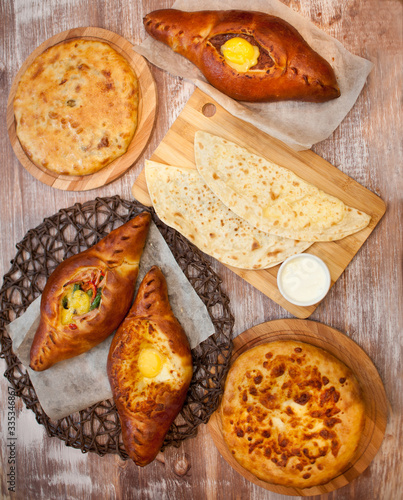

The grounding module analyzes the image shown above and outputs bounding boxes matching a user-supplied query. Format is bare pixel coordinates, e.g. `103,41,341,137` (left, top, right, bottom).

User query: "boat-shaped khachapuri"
30,212,151,371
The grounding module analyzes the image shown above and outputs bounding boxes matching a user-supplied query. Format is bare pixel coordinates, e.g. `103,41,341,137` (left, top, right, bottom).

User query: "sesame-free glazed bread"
144,9,340,102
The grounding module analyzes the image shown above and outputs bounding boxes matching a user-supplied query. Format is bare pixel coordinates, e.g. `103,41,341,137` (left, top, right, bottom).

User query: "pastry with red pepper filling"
30,212,151,371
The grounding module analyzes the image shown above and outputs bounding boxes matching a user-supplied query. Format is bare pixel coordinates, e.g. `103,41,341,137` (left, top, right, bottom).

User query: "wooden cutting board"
131,89,386,318
7,27,157,191
207,319,388,496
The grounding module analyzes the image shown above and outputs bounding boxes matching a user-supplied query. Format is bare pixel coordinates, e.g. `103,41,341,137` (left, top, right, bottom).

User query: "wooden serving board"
7,27,157,191
207,319,388,496
131,89,386,318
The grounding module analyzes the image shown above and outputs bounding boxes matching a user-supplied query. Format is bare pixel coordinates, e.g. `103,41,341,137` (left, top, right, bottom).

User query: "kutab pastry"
195,131,371,242
145,161,312,269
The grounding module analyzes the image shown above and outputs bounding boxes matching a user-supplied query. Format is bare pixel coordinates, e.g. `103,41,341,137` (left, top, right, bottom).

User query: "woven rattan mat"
0,196,233,459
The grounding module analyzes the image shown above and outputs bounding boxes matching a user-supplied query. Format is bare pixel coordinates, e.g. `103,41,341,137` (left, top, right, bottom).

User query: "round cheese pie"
221,341,365,488
14,39,139,176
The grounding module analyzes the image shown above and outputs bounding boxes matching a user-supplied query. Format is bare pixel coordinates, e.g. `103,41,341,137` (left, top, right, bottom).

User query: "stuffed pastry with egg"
107,266,193,466
144,9,340,102
30,212,151,371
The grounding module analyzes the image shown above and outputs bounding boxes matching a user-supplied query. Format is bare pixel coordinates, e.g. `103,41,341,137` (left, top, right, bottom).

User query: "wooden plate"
207,319,388,496
7,27,157,191
131,89,386,318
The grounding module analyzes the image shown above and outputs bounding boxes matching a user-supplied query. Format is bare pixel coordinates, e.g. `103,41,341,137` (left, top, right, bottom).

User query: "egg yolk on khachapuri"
220,37,260,72
60,286,91,325
138,347,164,378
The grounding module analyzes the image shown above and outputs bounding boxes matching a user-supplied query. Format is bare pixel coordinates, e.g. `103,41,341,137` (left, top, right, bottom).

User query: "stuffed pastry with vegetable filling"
29,212,151,371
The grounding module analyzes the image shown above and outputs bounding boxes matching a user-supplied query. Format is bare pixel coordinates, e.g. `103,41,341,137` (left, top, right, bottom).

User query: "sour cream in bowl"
277,254,331,306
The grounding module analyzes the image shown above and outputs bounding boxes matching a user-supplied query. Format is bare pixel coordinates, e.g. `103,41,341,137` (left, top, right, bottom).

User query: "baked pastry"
107,266,193,466
145,161,312,269
30,212,151,371
143,9,340,102
14,39,139,176
221,341,365,488
195,131,370,242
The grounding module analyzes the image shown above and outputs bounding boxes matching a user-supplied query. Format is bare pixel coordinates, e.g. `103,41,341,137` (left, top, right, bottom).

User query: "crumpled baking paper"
6,222,215,420
134,0,373,150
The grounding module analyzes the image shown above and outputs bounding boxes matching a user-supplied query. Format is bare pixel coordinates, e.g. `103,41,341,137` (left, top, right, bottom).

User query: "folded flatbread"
145,161,311,270
194,131,370,242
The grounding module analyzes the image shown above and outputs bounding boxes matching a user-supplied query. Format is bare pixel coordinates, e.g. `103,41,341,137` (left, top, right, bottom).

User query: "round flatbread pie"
14,39,139,176
221,341,365,488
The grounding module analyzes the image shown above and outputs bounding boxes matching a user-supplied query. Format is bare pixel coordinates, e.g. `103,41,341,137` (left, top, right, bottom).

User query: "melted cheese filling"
221,37,260,72
61,287,91,325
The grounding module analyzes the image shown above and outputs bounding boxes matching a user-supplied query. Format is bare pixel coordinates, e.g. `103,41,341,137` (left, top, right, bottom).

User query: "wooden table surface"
0,1,401,499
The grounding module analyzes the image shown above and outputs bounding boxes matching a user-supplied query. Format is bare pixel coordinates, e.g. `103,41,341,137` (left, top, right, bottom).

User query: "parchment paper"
6,222,215,420
134,0,373,150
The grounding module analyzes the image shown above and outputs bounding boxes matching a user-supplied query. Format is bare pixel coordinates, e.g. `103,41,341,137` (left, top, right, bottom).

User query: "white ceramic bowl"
277,254,331,306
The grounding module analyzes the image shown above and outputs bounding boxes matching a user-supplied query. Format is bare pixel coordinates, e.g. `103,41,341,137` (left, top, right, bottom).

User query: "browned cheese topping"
221,341,365,488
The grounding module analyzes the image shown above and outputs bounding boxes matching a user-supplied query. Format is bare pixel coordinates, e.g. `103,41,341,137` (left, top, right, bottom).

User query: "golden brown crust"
29,212,151,371
221,341,365,488
14,39,139,175
107,266,193,466
143,9,340,102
